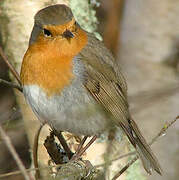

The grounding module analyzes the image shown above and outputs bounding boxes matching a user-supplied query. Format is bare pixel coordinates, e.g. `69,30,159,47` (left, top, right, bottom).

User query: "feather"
79,33,162,174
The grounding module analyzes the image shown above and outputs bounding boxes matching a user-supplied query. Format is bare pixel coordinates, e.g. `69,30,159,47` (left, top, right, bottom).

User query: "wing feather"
79,33,129,127
79,33,162,174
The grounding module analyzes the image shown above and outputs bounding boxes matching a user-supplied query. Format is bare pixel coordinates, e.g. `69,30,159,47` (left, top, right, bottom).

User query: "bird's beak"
63,29,74,39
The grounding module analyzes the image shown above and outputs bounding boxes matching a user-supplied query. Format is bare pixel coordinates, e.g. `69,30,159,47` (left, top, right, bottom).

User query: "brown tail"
121,119,162,175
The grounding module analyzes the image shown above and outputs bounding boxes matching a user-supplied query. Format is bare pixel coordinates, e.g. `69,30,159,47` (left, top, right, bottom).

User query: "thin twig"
0,116,177,180
0,168,36,179
0,46,21,85
100,114,179,168
0,124,31,180
33,124,44,180
0,78,22,92
149,115,179,145
112,156,138,180
0,164,63,179
95,151,136,168
0,161,94,179
112,115,179,180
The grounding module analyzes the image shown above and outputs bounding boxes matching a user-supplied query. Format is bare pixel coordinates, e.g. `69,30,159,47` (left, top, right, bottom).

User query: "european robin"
20,4,162,175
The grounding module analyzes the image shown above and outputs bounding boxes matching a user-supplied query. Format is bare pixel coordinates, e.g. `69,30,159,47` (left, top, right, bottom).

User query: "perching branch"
0,46,21,85
0,160,99,180
112,115,179,180
0,124,32,180
0,116,178,179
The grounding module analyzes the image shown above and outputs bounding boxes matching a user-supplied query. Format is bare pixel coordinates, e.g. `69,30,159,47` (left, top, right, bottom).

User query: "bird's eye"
43,28,52,37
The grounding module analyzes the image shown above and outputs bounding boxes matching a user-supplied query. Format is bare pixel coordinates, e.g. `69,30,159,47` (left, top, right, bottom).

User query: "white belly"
23,83,110,136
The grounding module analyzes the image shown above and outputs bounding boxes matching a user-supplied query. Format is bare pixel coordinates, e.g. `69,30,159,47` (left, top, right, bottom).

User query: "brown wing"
84,63,130,126
79,33,130,127
79,33,162,174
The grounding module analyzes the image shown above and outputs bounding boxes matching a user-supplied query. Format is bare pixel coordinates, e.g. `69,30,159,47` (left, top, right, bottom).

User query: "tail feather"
121,119,162,175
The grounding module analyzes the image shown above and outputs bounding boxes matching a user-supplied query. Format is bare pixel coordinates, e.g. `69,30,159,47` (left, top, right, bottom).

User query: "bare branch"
0,78,22,92
149,115,179,145
95,151,136,168
1,113,177,180
0,162,99,180
0,124,32,180
112,156,138,180
0,46,21,85
55,160,99,179
112,115,179,180
33,124,44,180
0,168,37,179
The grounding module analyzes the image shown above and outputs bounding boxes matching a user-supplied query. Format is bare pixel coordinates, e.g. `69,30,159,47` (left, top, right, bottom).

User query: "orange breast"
20,27,87,96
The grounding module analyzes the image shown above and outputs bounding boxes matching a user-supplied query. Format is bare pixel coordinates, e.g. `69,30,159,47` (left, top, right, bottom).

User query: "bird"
20,4,162,175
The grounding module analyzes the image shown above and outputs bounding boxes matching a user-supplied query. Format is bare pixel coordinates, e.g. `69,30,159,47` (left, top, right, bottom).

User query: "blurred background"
0,0,179,180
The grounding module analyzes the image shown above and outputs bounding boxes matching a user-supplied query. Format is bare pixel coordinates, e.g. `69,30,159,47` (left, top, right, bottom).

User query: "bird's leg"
74,136,88,156
53,130,74,159
71,135,97,161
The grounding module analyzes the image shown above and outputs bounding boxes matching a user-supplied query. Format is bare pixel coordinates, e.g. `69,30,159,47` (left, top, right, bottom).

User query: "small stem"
95,151,136,168
0,78,22,92
33,124,44,180
0,46,21,85
112,116,179,180
112,156,138,180
0,124,31,180
150,115,179,145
